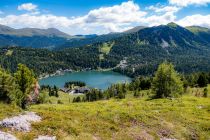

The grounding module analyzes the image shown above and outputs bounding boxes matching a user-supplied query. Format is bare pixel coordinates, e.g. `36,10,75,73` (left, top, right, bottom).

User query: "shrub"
197,73,208,87
57,100,63,104
203,88,208,97
37,92,49,104
134,90,140,98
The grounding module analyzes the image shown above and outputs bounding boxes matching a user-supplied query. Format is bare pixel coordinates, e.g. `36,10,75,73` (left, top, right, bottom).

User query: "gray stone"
0,112,41,132
0,131,17,140
34,136,56,140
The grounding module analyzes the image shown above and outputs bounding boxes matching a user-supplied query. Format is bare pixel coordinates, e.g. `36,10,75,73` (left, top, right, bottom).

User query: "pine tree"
152,62,183,98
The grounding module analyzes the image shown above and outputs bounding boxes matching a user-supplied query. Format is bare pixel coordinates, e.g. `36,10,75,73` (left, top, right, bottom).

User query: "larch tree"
14,64,36,108
152,62,183,98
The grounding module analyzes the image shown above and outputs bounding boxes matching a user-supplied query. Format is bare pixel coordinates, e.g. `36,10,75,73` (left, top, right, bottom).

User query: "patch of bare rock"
0,112,41,132
0,112,56,139
0,131,17,140
34,135,56,140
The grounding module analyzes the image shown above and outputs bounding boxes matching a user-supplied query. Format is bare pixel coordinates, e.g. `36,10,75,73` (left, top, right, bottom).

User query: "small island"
60,81,90,94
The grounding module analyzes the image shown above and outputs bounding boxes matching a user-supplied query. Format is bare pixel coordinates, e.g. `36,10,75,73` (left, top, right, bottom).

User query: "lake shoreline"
39,70,132,90
38,67,128,80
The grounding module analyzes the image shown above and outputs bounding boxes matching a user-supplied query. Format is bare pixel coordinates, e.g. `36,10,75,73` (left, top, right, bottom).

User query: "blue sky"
0,0,209,35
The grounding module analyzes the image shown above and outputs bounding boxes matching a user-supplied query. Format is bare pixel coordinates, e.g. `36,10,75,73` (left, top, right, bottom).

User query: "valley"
0,19,210,140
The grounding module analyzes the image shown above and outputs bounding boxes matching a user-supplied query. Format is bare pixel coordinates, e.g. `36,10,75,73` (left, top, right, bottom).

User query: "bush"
57,100,63,104
197,73,208,87
203,88,208,97
134,90,140,98
37,92,49,104
76,96,81,102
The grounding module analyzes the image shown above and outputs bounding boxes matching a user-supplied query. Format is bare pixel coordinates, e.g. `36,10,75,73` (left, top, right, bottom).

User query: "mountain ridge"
0,24,72,38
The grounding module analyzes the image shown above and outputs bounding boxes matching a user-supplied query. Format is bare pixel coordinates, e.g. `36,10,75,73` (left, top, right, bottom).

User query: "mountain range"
0,23,210,76
0,25,74,49
0,24,148,49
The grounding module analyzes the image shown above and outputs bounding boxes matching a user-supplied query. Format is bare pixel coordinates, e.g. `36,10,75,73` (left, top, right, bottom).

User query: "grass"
0,93,209,140
46,91,84,104
186,26,209,33
5,50,13,56
0,103,21,120
99,42,114,61
100,42,114,55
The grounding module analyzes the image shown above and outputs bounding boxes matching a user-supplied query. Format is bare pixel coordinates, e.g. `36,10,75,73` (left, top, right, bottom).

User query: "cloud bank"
169,0,210,7
0,1,209,34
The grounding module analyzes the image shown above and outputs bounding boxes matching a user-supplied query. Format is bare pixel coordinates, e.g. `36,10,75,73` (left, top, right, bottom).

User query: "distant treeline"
1,46,210,78
64,81,86,88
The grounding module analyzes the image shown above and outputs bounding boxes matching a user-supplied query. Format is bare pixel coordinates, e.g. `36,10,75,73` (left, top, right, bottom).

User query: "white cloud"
80,1,147,32
0,1,148,34
177,14,210,28
18,3,37,11
0,14,72,29
0,1,209,35
147,5,180,13
169,0,210,7
143,12,177,26
85,1,146,24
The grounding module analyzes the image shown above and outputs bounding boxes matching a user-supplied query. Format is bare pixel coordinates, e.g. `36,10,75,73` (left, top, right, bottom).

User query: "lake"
39,71,131,90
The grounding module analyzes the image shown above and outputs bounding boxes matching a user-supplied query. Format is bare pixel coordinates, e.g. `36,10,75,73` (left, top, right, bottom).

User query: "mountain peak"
167,22,179,28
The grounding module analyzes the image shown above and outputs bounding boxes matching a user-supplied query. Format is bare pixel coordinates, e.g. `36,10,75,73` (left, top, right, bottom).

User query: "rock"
0,131,17,140
0,112,41,132
34,136,56,140
161,138,177,140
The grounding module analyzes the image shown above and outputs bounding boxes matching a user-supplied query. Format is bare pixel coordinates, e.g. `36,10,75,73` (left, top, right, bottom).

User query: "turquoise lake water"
39,71,131,90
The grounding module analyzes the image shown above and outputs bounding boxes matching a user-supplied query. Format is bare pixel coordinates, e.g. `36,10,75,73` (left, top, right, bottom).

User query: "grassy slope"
2,95,207,140
47,91,84,104
0,104,21,120
99,42,115,61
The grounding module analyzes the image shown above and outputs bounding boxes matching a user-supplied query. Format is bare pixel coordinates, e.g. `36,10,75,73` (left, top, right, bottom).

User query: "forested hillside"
0,23,210,77
102,23,210,76
0,46,100,76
